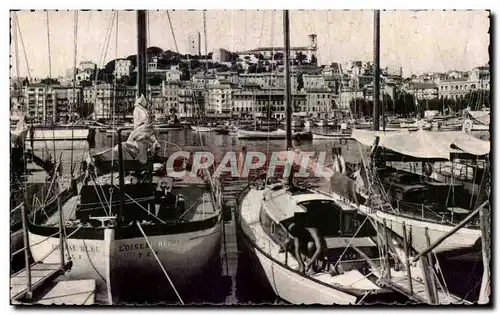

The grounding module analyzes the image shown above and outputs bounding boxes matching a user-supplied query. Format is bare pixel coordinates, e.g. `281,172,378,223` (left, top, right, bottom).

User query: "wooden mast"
137,10,147,98
118,10,148,222
283,10,292,150
372,10,380,131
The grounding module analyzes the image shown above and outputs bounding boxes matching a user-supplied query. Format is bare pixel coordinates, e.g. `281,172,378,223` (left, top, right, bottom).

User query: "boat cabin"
76,176,186,225
377,166,477,224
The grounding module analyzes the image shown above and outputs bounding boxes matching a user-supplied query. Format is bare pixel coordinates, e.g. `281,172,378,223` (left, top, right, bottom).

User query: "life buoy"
423,162,433,177
462,119,473,134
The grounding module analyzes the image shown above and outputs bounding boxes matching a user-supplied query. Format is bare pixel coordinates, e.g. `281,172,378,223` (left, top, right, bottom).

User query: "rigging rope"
109,10,119,214
70,11,79,177
93,11,116,117
136,222,185,305
45,11,57,161
13,13,20,87
13,12,32,82
166,11,179,54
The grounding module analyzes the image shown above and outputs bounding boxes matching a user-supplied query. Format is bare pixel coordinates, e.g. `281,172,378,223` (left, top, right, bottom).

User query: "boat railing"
396,200,447,223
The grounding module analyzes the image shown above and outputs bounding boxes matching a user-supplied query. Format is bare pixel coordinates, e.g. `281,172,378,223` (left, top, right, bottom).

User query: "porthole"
271,222,276,235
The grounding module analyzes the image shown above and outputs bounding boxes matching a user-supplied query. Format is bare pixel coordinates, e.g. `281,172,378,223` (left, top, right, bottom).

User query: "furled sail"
90,95,161,173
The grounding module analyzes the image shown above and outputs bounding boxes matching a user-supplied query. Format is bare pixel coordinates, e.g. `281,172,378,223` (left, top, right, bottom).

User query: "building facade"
114,59,133,79
304,88,336,118
160,82,181,119
206,82,233,116
437,79,490,100
404,82,439,100
89,84,136,120
22,84,56,123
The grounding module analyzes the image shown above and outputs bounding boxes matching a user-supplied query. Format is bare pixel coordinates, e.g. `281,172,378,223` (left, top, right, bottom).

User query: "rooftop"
407,82,438,90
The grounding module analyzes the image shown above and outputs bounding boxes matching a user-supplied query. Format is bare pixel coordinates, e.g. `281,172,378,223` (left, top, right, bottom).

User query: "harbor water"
18,128,483,304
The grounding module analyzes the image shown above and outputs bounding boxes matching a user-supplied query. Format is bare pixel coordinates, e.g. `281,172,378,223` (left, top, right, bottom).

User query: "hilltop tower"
308,34,318,64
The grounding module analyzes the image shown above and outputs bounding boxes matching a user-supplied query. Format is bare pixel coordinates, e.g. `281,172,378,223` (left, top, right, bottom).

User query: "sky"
10,10,490,79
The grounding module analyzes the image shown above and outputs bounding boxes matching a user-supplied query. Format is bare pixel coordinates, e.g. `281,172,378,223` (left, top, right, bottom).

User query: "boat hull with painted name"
28,218,222,303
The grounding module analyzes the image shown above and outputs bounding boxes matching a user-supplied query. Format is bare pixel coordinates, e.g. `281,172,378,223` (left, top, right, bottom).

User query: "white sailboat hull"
236,188,385,305
30,128,89,141
239,233,358,304
312,132,352,140
190,126,214,132
369,210,481,254
237,129,286,139
28,220,222,302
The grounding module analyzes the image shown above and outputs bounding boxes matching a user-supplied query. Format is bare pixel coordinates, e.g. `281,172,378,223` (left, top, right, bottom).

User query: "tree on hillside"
229,62,244,74
161,50,177,59
273,52,284,60
148,75,163,86
40,78,60,85
125,55,137,71
80,80,93,88
296,52,307,64
147,46,164,56
189,59,201,70
230,53,239,63
104,60,116,74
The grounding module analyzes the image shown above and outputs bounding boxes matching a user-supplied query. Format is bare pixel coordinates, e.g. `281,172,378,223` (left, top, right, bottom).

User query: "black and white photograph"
8,7,492,306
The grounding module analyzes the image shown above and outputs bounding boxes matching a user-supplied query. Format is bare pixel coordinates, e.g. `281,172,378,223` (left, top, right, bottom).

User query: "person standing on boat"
127,94,161,163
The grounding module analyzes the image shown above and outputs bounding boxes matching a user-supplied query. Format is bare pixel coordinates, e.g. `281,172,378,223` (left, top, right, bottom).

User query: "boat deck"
239,188,385,294
380,270,466,304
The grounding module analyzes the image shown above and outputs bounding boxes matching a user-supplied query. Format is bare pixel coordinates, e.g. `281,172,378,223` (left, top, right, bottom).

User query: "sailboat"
332,11,490,256
348,128,487,254
235,11,395,305
26,11,224,303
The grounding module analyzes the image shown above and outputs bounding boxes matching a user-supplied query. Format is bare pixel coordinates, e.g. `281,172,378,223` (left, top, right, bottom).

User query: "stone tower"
308,34,318,64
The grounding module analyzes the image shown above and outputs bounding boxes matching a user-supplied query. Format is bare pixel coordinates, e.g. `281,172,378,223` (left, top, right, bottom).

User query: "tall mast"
372,10,381,131
283,10,292,149
137,10,147,97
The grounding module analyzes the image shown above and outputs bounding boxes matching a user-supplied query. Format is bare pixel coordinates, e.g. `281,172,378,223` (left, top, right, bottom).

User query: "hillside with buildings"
11,33,490,123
